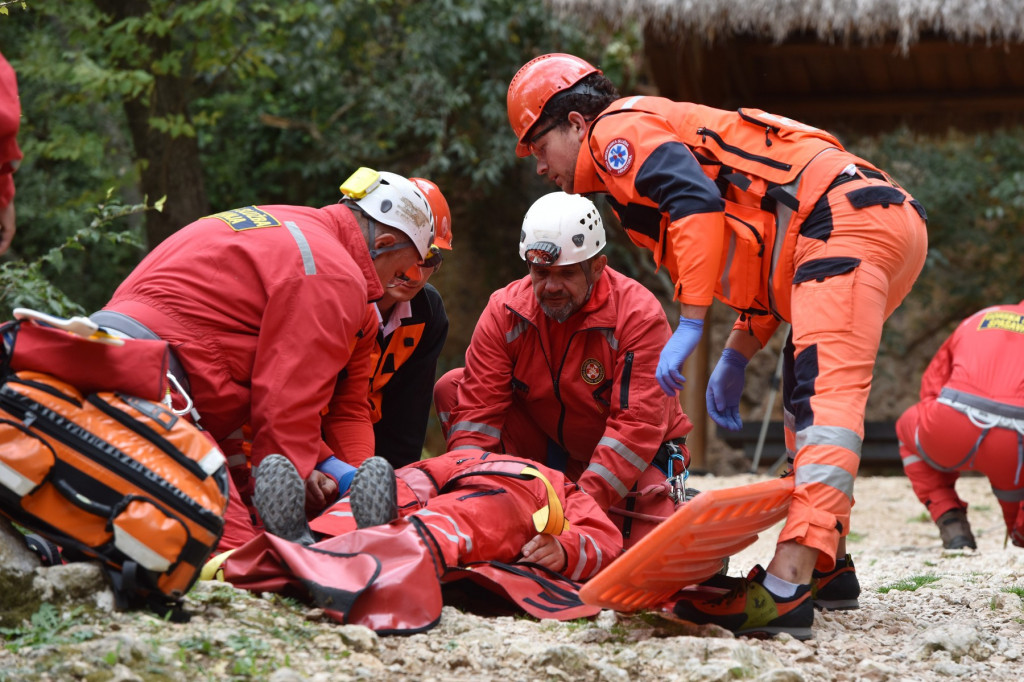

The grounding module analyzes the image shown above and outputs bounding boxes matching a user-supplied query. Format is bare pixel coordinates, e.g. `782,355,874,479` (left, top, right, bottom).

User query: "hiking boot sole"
253,454,315,546
814,597,860,611
349,457,398,529
738,625,813,641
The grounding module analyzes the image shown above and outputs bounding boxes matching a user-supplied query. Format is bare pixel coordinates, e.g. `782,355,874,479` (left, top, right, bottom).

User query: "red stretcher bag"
3,316,171,401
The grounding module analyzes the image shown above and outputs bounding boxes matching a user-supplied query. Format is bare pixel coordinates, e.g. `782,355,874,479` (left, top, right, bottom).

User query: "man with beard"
433,192,692,548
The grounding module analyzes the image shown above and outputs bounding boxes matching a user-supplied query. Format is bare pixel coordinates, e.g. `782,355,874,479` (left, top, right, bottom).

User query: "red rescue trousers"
779,167,928,571
310,453,621,580
433,368,681,548
896,398,1024,543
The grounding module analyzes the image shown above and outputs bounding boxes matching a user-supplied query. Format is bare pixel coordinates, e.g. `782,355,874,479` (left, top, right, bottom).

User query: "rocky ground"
1,473,1022,681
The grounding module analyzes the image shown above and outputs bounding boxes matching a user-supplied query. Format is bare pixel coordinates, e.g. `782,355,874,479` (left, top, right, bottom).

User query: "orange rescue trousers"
780,168,927,571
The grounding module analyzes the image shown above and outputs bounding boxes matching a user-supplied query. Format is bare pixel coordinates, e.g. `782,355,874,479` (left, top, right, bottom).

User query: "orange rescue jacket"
574,97,865,327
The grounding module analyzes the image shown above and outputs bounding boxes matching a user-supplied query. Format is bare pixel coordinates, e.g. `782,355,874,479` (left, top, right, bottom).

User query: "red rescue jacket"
104,203,382,477
0,51,22,209
446,267,691,510
920,301,1024,409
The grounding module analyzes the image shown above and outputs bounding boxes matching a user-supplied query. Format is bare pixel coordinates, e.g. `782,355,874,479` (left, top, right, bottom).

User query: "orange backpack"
0,319,228,615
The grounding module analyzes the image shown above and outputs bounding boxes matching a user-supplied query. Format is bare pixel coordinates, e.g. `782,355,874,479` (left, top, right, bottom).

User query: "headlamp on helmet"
339,167,382,200
523,241,561,266
340,168,435,259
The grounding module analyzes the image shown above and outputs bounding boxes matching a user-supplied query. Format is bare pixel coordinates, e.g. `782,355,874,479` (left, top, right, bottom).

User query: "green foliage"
909,512,931,523
0,2,27,17
877,575,941,593
0,191,152,319
1001,585,1024,601
1,0,619,319
0,604,96,652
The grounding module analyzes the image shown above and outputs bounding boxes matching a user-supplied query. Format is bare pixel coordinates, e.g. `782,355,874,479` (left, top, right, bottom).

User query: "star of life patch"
604,138,634,176
208,206,283,231
581,358,606,385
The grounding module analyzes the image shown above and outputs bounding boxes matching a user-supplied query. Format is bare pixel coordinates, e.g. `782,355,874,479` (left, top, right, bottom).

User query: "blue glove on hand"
706,348,749,431
316,456,357,496
656,316,704,396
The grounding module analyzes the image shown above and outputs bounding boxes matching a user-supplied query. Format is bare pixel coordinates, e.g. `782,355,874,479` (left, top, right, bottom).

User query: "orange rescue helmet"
410,177,453,250
507,53,601,158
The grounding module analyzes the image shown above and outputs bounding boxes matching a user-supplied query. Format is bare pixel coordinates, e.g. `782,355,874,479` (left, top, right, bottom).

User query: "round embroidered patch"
604,138,634,176
581,358,606,385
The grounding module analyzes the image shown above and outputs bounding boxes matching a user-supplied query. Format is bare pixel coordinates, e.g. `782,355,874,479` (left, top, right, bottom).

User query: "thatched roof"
549,0,1024,50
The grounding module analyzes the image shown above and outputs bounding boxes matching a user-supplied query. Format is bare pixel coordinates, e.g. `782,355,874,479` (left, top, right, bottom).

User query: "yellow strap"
520,465,570,536
199,549,236,582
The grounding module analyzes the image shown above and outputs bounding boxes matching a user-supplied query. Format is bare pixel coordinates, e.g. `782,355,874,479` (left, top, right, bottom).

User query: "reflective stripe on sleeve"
597,436,646,471
284,221,316,275
584,462,629,498
506,319,530,344
597,329,619,351
571,532,604,581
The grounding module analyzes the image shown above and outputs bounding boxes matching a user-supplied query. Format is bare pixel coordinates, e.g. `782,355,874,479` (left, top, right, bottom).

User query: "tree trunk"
93,0,210,249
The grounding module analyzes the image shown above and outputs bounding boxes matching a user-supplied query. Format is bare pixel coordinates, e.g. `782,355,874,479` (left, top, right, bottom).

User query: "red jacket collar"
505,266,618,329
322,203,384,302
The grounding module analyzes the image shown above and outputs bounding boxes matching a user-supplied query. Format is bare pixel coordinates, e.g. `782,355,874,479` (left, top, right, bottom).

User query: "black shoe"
253,454,315,546
811,554,861,610
349,457,398,529
937,509,976,550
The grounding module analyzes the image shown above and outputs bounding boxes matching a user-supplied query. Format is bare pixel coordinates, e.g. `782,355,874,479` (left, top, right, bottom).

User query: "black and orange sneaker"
673,565,813,640
811,553,861,610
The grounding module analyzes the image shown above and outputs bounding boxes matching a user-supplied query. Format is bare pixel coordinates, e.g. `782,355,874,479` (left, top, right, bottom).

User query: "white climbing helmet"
341,168,435,259
519,192,605,266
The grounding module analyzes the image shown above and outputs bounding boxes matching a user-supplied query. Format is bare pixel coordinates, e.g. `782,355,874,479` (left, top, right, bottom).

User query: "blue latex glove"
706,348,749,431
656,316,705,396
316,455,357,496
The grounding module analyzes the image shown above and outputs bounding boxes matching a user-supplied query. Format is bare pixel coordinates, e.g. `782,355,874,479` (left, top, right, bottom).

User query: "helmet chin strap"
580,261,595,306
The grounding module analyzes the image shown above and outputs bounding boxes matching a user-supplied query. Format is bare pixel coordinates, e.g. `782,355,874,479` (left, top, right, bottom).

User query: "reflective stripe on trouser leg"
780,186,927,571
903,396,1024,532
409,479,541,567
895,401,965,522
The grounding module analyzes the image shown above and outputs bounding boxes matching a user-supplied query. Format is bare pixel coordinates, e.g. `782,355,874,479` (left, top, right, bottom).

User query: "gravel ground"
2,473,1022,681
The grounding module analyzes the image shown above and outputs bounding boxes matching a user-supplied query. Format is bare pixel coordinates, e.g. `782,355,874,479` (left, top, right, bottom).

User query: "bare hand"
305,470,338,514
518,533,567,572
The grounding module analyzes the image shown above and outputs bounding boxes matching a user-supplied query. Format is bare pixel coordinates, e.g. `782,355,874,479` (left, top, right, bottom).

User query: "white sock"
763,572,800,598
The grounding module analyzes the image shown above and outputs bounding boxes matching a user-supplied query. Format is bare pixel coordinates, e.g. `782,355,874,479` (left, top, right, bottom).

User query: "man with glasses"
92,168,434,550
312,177,453,505
433,192,693,548
368,178,452,467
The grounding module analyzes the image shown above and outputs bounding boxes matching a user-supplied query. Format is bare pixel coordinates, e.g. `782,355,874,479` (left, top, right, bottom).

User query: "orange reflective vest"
368,284,448,467
574,97,863,323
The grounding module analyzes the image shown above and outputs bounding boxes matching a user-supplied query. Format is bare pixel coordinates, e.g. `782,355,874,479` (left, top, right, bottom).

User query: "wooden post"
681,308,711,470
